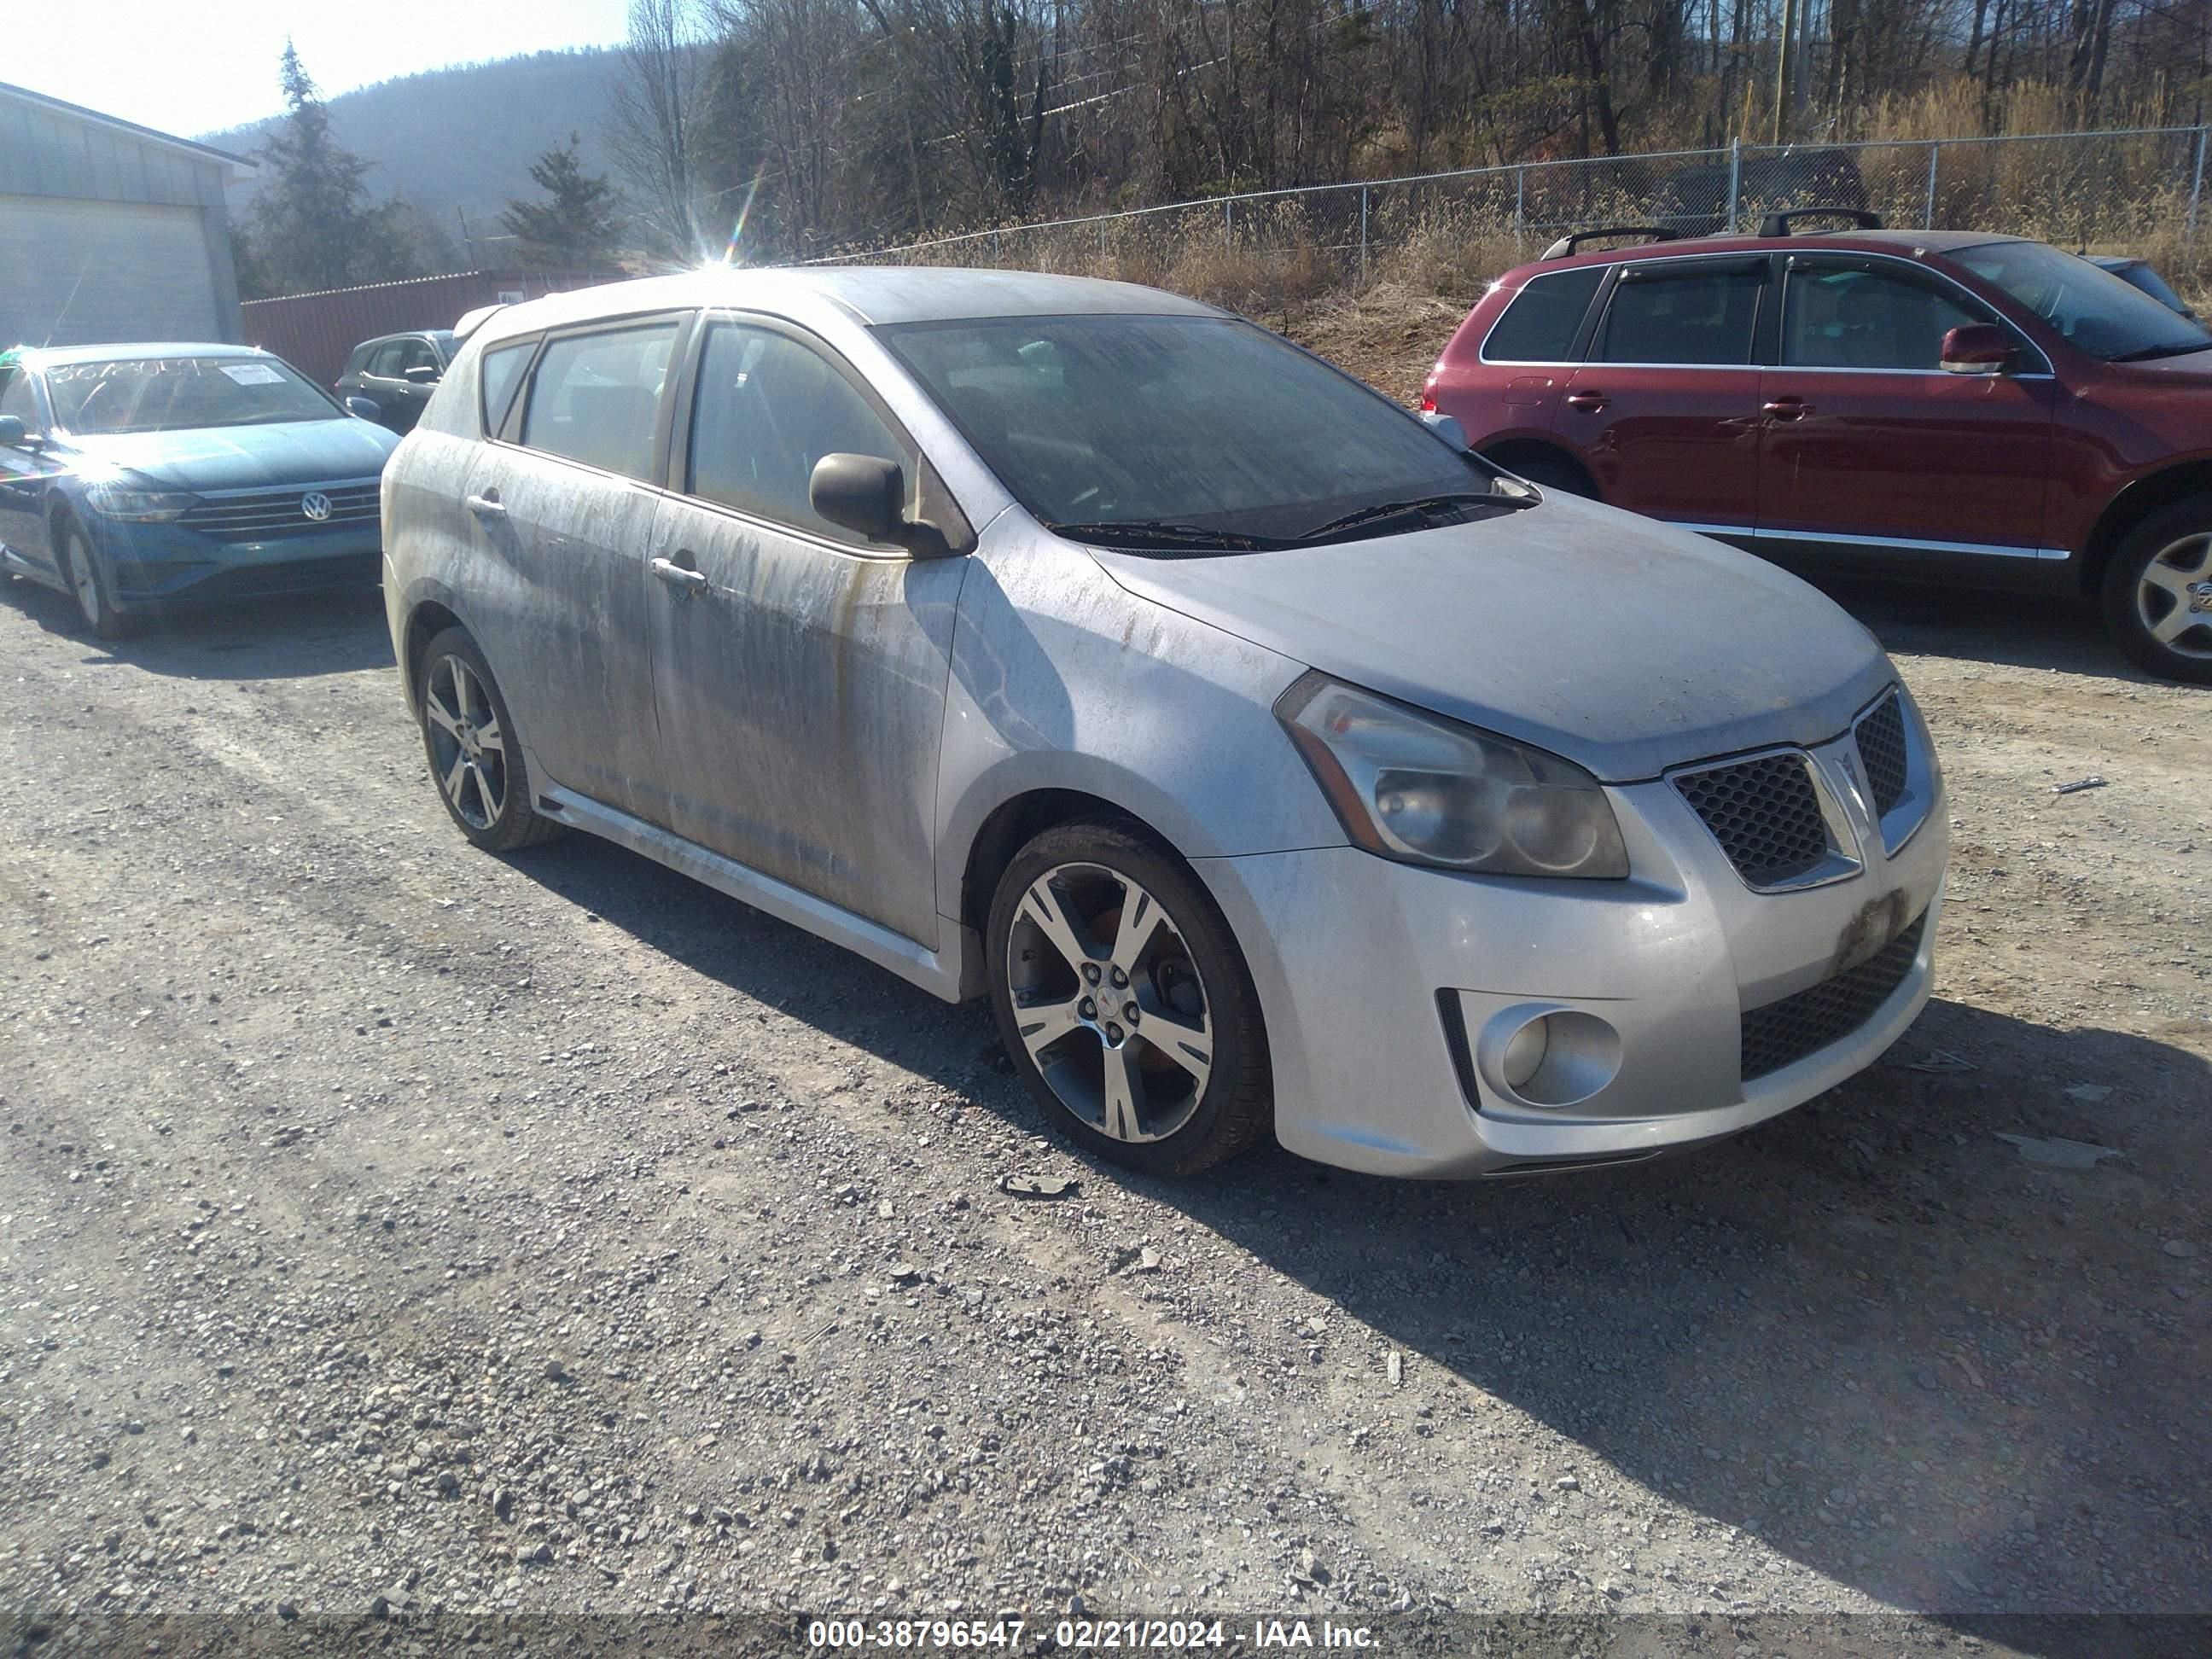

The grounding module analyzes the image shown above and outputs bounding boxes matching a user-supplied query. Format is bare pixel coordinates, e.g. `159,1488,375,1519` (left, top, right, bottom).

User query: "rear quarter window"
1481,267,1605,363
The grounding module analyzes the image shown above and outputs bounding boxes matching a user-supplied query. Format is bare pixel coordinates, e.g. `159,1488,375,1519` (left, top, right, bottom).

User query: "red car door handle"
1565,391,1607,411
1762,397,1814,419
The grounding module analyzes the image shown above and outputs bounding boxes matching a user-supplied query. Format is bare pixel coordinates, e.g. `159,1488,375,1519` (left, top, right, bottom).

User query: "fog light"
1502,1016,1550,1090
1477,1004,1623,1109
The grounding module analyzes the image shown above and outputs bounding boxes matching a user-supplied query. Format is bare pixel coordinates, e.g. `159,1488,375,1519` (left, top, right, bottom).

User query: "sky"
9,0,634,140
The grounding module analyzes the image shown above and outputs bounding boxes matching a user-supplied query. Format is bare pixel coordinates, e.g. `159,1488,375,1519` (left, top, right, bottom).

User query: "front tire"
2103,499,2212,684
58,521,133,640
986,819,1272,1176
416,627,562,853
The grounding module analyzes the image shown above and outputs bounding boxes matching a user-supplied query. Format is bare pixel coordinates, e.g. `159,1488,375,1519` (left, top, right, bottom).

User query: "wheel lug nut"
1123,1003,1140,1023
1079,998,1096,1019
1105,1023,1124,1043
1109,967,1127,987
1082,963,1101,985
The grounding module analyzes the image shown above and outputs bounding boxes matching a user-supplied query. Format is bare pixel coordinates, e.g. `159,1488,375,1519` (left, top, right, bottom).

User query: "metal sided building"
0,80,253,348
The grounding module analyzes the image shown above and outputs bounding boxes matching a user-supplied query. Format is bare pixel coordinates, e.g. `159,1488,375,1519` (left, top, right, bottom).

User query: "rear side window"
519,321,678,480
0,366,38,425
1597,264,1763,365
684,322,911,547
1481,268,1604,362
480,341,533,434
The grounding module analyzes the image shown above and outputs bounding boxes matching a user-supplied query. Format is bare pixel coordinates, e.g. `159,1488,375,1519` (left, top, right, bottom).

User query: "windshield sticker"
219,363,285,386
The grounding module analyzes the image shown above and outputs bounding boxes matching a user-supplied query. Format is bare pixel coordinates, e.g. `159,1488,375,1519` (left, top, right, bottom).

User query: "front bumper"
1197,731,1948,1178
84,502,382,611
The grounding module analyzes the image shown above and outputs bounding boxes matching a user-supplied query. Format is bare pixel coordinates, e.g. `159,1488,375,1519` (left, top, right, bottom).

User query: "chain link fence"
805,127,2212,304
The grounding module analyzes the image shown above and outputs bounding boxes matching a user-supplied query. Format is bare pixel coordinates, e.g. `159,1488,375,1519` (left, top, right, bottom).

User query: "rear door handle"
1761,397,1814,420
465,492,506,519
1565,391,1607,411
652,556,708,593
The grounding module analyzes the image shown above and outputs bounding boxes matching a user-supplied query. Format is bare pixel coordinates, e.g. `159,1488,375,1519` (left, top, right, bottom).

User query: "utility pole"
1772,0,1799,145
457,205,479,269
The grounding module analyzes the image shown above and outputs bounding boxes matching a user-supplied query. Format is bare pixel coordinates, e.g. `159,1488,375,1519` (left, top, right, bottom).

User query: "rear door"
382,337,443,433
1559,255,1767,536
465,312,690,826
644,312,967,946
0,362,56,576
1755,256,2057,568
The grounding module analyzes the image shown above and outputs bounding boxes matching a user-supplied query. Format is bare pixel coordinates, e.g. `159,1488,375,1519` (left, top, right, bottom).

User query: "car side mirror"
1419,410,1469,450
404,364,439,385
809,453,961,556
0,416,26,448
1941,324,2013,375
344,395,382,421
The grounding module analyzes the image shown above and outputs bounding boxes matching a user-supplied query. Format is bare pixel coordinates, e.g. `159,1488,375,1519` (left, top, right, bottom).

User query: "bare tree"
608,0,711,260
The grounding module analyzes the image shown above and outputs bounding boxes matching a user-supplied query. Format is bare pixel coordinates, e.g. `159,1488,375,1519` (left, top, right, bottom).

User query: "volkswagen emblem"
300,491,332,521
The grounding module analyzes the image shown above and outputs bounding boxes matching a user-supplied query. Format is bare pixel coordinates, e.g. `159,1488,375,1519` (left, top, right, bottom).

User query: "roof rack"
1757,207,1884,237
1540,226,1683,260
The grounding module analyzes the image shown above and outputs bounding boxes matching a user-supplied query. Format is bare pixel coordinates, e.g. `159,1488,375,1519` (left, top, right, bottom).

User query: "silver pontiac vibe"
381,267,1947,1179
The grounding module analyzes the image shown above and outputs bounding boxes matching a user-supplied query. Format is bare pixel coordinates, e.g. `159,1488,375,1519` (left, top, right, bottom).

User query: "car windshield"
44,355,341,434
881,314,1495,544
1953,241,2212,361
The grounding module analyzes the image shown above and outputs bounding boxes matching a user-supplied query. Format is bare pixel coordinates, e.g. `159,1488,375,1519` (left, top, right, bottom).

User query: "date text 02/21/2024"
805,1619,1380,1650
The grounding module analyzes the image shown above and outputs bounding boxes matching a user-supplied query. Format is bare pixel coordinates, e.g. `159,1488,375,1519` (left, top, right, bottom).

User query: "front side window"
1597,264,1763,365
518,321,678,480
883,313,1492,542
366,341,406,379
1953,239,2212,362
0,364,38,427
1782,265,1990,370
685,322,911,546
396,338,440,377
44,355,340,434
1482,267,1605,362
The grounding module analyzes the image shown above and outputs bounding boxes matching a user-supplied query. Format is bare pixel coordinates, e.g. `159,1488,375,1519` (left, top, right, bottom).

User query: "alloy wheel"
67,533,104,630
423,655,509,830
1004,861,1214,1144
2136,532,2212,661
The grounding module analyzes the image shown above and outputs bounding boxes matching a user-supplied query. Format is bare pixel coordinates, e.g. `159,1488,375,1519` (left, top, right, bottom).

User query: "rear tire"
416,626,563,853
2101,498,2212,684
986,819,1272,1177
58,521,133,640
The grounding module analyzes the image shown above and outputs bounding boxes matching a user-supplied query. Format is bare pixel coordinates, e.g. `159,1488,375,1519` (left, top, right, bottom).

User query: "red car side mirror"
1941,323,2014,375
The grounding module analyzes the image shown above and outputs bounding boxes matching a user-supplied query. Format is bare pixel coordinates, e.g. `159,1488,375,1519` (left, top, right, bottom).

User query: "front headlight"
85,484,197,521
1277,672,1630,879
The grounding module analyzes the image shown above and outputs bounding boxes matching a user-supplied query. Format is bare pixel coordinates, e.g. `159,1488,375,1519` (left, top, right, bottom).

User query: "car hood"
2108,346,2212,382
63,419,399,492
1086,496,1895,783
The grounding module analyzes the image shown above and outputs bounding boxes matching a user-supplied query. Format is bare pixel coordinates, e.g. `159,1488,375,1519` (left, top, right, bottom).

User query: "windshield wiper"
1047,518,1284,551
1294,489,1535,543
2108,341,2212,362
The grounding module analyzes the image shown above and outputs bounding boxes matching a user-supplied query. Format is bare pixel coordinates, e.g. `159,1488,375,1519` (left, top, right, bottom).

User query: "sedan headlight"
84,484,197,521
1277,671,1630,879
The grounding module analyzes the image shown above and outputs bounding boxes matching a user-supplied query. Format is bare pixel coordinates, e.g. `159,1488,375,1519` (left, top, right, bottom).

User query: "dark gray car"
335,331,455,434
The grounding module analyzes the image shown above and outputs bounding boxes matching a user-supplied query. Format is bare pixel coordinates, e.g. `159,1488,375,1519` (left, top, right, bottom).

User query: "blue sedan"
0,342,400,637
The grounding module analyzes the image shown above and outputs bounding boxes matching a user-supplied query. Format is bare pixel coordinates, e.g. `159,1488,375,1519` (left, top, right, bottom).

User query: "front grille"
182,483,381,541
1673,752,1831,888
1854,693,1909,818
1739,909,1927,1080
190,554,382,599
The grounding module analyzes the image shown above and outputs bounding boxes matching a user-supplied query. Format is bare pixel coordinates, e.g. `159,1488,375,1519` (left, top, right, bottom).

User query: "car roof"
472,265,1225,346
13,341,272,367
1518,228,2023,278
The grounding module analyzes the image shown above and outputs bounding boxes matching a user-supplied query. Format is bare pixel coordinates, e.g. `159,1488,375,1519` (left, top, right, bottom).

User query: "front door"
0,361,56,576
1756,257,2058,567
1559,255,1768,536
646,314,964,947
468,314,686,825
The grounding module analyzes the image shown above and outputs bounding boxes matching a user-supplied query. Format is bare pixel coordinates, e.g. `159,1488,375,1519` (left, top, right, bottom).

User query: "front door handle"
1565,390,1607,411
652,556,708,594
465,492,506,519
1761,397,1815,420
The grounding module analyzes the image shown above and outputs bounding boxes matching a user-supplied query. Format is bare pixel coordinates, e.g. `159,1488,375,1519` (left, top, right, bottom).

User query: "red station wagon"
1423,213,2212,682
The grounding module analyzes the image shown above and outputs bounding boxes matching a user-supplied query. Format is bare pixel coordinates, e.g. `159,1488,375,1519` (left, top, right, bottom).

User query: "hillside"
202,49,629,256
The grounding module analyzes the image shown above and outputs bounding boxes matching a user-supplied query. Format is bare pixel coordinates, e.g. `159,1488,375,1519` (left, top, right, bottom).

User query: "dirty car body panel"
382,266,1947,1178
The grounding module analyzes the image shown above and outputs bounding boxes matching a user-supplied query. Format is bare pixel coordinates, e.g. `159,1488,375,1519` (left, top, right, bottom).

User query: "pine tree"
247,43,429,294
499,134,622,270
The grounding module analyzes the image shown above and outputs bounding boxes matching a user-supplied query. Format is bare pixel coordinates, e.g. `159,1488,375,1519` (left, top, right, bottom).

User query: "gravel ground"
1,549,2206,1639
